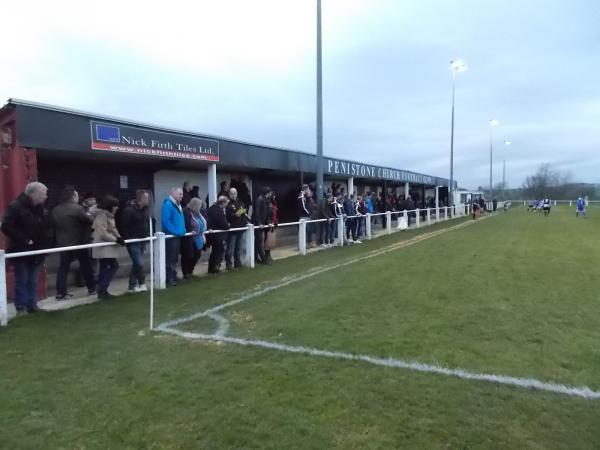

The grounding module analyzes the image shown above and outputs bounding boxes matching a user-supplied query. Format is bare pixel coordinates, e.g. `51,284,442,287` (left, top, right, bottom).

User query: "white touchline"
156,327,600,400
156,214,600,400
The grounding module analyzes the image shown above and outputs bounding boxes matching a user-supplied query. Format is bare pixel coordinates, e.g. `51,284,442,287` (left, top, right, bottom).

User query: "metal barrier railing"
0,202,490,326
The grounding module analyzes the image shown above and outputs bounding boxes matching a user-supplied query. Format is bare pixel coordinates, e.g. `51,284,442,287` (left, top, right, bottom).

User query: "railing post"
436,207,440,223
0,250,7,327
299,219,307,255
153,232,166,289
444,206,449,220
245,224,255,268
386,211,392,235
554,200,557,206
337,216,344,247
415,209,420,228
569,200,572,207
366,213,372,240
426,207,431,226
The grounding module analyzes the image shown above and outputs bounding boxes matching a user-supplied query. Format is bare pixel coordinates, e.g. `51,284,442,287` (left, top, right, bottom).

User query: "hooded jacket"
161,197,185,237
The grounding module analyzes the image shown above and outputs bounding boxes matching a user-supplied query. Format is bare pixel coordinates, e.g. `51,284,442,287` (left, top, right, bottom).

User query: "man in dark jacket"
225,188,248,270
1,182,52,314
318,192,333,246
230,175,252,211
182,181,192,208
252,187,271,264
51,188,96,299
120,190,151,292
206,196,230,274
343,194,358,243
355,195,368,241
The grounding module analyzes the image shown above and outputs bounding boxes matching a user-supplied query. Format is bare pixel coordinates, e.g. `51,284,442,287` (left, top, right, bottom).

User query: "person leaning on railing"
1,182,53,315
92,195,125,300
252,187,271,265
119,190,151,293
161,188,186,287
181,198,206,279
225,187,248,270
318,191,334,247
206,196,230,274
51,187,96,299
263,193,277,263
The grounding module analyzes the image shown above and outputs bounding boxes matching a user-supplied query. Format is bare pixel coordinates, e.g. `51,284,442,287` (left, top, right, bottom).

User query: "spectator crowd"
0,178,277,314
1,179,447,314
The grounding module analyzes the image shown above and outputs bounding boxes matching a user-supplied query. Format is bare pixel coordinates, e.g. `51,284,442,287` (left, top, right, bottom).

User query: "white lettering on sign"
324,158,441,186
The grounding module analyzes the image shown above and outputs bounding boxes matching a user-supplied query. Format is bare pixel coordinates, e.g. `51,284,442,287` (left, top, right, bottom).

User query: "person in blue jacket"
161,187,186,287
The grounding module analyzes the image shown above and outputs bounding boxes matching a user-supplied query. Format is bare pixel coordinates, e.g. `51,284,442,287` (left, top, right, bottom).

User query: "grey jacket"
51,201,93,247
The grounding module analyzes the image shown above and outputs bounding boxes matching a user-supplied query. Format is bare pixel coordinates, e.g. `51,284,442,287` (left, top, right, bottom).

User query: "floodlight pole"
489,125,493,202
316,0,324,201
502,158,506,200
449,69,456,208
488,120,499,202
449,59,467,209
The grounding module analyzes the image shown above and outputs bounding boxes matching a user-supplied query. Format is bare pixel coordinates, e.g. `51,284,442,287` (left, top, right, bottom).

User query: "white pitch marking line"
153,215,600,400
156,326,600,400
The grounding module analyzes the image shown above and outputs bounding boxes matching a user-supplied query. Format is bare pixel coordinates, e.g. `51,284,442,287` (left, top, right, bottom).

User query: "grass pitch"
2,206,600,449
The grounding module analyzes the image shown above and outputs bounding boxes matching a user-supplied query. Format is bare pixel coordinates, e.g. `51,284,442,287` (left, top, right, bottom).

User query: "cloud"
2,0,599,189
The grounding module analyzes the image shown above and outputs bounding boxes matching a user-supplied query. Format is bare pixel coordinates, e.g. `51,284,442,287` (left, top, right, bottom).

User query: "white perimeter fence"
0,202,508,328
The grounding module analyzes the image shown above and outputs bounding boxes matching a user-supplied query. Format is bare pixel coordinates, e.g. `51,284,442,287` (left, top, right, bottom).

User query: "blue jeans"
330,219,338,242
165,238,180,284
319,220,331,245
226,231,243,267
97,258,119,294
12,259,42,311
126,243,146,289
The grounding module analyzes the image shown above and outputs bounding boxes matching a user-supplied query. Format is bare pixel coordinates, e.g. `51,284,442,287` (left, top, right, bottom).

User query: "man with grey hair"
1,182,53,314
161,187,186,287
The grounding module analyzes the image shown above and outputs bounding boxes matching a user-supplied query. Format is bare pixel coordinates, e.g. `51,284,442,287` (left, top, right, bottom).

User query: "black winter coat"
206,204,230,245
226,199,248,229
1,194,53,258
252,195,269,226
120,201,150,240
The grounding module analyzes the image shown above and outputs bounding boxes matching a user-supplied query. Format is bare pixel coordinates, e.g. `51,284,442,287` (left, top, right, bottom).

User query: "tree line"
476,163,599,200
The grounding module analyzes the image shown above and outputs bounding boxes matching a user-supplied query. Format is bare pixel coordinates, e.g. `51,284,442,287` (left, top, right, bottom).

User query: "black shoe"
226,264,234,271
55,293,73,301
168,281,178,287
88,289,97,296
98,291,116,300
208,267,221,274
27,306,41,313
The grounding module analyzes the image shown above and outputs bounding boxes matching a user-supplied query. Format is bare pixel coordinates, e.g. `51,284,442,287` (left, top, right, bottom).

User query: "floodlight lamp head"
450,59,468,73
504,140,512,146
489,119,500,127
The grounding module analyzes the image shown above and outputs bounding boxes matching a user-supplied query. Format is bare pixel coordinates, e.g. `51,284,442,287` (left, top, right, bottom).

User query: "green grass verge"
1,207,599,449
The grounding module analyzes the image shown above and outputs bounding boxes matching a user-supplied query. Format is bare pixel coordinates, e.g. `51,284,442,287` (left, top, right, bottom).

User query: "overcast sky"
4,0,599,189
